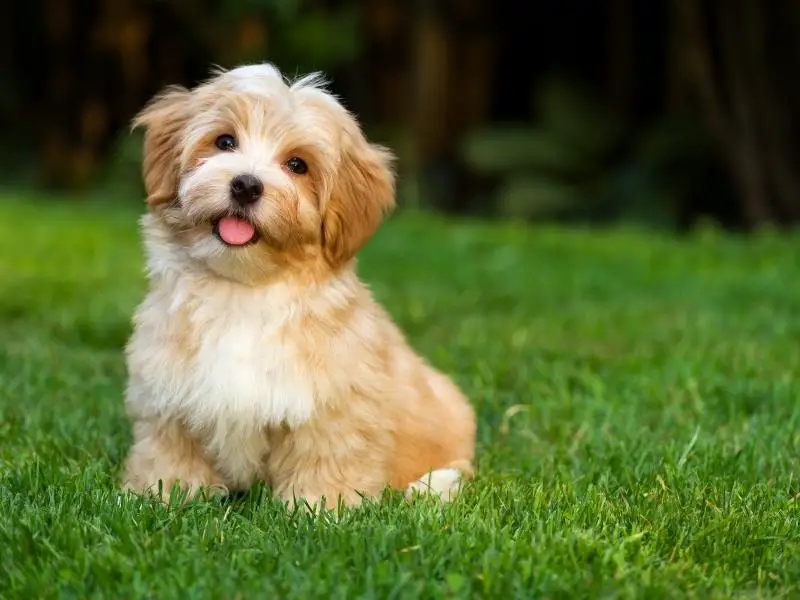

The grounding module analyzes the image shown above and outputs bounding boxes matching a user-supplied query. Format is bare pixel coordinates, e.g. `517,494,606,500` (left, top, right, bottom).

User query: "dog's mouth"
212,215,260,247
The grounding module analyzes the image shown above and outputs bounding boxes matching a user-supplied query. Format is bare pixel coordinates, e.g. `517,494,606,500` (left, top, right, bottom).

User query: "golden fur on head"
131,65,395,278
122,63,476,511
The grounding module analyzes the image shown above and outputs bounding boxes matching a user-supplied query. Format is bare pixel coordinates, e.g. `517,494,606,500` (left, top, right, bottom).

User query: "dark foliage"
2,0,800,231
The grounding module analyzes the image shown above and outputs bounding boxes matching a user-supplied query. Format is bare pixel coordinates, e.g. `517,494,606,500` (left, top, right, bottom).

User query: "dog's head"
132,63,395,283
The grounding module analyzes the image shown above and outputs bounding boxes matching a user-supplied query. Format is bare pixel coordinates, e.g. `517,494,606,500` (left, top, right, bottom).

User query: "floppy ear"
131,86,190,206
321,130,396,267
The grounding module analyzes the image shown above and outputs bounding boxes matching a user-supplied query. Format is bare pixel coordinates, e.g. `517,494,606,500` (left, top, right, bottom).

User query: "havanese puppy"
121,63,476,510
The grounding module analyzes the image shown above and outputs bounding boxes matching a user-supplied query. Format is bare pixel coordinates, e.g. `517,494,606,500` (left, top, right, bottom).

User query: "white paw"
405,467,464,502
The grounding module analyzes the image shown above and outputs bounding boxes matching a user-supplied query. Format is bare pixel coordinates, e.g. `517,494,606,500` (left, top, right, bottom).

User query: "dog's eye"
215,134,237,152
286,157,308,175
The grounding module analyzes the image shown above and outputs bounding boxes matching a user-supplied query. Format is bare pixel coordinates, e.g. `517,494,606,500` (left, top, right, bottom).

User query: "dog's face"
132,64,395,283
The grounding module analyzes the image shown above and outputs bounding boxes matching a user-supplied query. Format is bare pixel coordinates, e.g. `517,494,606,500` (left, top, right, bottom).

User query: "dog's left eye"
286,157,308,175
215,134,237,152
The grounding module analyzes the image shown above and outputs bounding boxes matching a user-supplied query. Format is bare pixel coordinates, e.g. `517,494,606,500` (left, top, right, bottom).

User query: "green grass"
1,193,799,598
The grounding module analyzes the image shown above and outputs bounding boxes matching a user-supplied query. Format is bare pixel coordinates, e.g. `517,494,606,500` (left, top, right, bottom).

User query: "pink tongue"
217,217,256,245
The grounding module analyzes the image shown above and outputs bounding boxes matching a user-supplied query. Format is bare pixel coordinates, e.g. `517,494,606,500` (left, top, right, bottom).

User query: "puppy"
121,63,476,509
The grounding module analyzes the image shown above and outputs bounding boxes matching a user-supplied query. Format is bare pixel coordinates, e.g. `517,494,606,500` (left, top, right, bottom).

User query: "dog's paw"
405,467,465,502
122,478,229,505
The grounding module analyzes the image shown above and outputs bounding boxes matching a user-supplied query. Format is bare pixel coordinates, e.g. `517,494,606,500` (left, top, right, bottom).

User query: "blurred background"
2,0,799,232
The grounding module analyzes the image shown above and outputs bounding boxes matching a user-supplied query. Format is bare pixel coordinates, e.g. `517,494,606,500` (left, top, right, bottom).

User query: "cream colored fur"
121,63,476,510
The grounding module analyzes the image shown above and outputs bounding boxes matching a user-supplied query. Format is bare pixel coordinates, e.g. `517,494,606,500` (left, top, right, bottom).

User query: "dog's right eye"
215,134,237,152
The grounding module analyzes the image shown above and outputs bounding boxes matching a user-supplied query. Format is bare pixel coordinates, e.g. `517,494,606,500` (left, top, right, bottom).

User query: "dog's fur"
121,63,476,508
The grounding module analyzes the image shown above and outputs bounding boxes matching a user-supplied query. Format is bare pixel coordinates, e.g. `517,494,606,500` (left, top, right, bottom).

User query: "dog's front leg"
270,460,387,514
275,486,368,514
122,419,227,502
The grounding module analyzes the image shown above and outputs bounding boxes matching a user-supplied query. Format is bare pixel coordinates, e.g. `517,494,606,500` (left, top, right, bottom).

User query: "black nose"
230,174,263,205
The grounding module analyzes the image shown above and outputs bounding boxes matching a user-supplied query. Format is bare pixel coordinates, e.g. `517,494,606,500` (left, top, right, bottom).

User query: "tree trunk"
357,0,412,127
672,0,800,228
410,0,495,213
607,0,634,115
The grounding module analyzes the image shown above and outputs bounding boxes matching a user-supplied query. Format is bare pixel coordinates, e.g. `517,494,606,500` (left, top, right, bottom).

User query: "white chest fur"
184,291,316,429
126,274,318,488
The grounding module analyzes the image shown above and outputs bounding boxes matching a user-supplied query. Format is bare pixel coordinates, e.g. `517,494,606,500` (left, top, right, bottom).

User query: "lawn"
1,193,799,598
